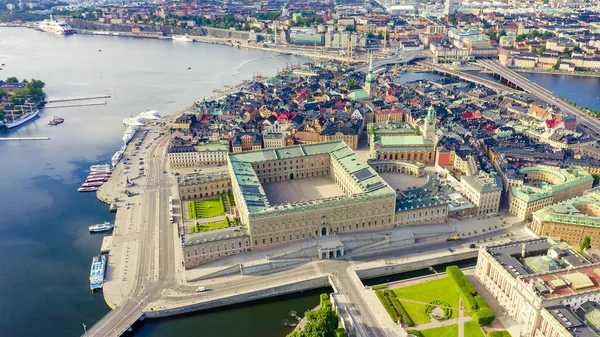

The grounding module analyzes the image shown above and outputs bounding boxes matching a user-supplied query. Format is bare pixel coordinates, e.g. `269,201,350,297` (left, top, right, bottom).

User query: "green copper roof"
376,135,433,146
511,166,592,203
533,190,600,228
228,141,396,216
348,90,369,101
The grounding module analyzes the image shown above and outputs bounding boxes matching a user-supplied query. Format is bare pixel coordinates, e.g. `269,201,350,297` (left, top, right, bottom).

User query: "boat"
90,164,111,172
48,116,64,125
78,187,98,192
87,172,112,178
4,108,40,129
89,221,114,233
111,150,124,167
85,178,108,183
81,181,104,187
89,254,107,290
138,110,160,120
172,35,193,42
123,125,138,145
38,15,74,35
123,116,146,127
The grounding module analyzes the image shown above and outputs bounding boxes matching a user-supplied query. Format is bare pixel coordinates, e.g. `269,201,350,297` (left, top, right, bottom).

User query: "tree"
5,77,18,84
414,125,420,135
580,236,592,253
593,174,600,186
368,124,376,137
345,25,356,32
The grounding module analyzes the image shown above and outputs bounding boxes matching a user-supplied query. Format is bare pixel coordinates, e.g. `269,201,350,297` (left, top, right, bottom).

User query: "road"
476,59,600,135
84,129,176,337
355,50,428,73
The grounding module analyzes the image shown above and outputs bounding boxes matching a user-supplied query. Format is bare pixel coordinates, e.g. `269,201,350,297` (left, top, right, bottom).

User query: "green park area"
187,196,225,219
189,218,230,233
464,321,485,337
391,277,460,325
375,266,496,331
410,324,458,337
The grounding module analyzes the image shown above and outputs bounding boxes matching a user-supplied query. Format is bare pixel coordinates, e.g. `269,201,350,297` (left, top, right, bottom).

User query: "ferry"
4,108,40,129
48,116,64,125
138,110,160,120
77,186,98,192
89,254,107,291
89,221,114,233
172,34,193,42
38,15,74,35
123,125,138,145
123,116,146,127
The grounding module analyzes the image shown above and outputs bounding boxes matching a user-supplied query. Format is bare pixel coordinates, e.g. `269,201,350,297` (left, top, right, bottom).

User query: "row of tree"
0,77,46,120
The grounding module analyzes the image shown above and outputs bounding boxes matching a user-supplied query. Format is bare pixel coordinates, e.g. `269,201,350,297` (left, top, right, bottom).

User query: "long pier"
0,137,49,141
43,101,107,109
44,94,111,103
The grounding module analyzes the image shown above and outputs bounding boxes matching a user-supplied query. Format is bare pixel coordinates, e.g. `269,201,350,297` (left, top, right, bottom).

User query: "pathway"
458,298,465,337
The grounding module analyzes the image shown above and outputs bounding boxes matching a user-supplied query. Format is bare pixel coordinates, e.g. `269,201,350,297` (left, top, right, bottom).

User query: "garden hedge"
473,307,496,325
384,290,414,327
335,328,348,337
372,284,387,290
446,265,496,326
487,330,511,337
376,290,399,321
407,330,424,337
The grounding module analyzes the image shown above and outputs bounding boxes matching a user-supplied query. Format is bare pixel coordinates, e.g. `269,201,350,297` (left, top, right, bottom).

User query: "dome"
523,256,561,273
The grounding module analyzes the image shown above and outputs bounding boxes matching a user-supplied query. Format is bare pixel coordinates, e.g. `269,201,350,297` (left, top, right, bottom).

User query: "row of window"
187,239,250,257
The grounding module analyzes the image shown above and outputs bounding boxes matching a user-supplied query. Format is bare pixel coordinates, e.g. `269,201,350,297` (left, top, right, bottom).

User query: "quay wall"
144,276,330,318
241,260,307,275
355,250,478,280
189,264,241,282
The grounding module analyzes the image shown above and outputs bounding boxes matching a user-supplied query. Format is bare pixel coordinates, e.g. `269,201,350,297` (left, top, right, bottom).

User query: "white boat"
172,35,193,42
89,255,106,290
123,125,138,144
78,187,98,192
4,108,40,129
90,164,111,172
38,15,74,35
112,150,124,167
89,221,114,233
123,116,146,127
138,110,161,119
81,181,104,187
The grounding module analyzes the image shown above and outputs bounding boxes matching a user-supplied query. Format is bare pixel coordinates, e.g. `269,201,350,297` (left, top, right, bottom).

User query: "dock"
0,137,50,141
100,236,113,254
43,101,107,109
44,94,112,104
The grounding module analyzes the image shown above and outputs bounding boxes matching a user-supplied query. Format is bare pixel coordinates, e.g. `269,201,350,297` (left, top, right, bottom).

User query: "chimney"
521,243,527,258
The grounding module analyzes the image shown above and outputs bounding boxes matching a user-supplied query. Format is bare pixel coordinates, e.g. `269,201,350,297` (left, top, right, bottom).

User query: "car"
469,244,477,249
196,286,206,292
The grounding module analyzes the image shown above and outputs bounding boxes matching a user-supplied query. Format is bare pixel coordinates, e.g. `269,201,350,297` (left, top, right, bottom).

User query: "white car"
196,286,206,292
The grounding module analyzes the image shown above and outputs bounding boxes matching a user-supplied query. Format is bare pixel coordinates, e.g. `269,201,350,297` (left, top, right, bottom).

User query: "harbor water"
0,27,599,337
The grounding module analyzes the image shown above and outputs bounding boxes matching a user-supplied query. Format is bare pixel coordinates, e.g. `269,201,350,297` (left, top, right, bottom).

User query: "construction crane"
383,30,387,54
392,63,400,77
271,54,284,73
313,42,318,67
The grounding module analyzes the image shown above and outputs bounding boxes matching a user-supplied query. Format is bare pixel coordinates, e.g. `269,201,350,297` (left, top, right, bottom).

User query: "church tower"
423,105,436,141
364,53,377,97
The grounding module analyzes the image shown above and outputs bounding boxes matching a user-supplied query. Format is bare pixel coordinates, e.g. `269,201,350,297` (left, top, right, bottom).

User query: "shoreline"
0,24,357,64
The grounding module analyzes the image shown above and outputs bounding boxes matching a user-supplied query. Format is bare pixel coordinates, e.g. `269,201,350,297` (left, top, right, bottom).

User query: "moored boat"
81,181,104,187
89,255,106,290
39,15,74,35
78,187,98,192
172,34,193,42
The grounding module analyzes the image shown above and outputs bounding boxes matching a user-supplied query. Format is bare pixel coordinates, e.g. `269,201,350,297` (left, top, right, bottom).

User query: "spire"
427,105,436,123
368,52,373,72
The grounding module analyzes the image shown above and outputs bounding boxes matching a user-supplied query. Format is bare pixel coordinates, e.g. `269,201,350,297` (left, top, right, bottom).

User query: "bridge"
475,59,600,135
355,50,429,73
416,61,519,94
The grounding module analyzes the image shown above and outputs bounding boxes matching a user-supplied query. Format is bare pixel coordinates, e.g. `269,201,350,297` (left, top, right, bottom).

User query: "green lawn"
392,278,460,325
393,278,460,308
189,219,229,233
464,321,485,337
419,324,458,337
186,197,226,219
